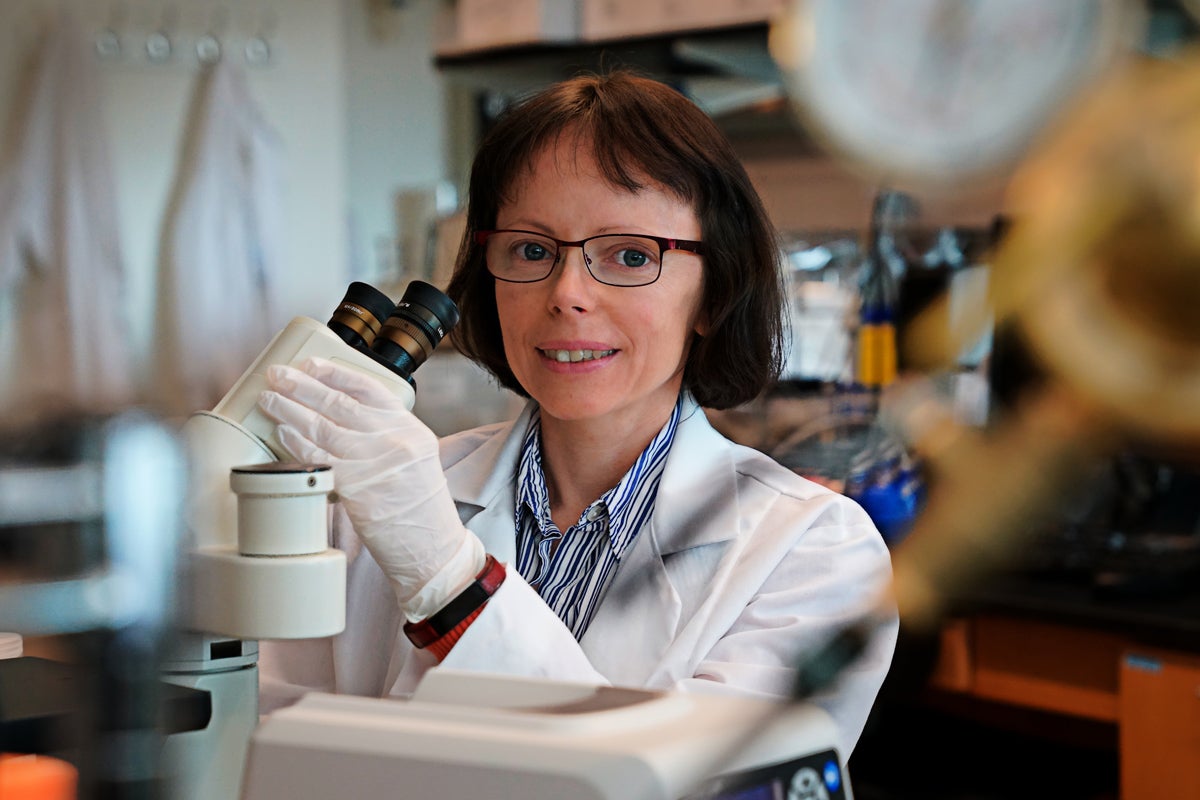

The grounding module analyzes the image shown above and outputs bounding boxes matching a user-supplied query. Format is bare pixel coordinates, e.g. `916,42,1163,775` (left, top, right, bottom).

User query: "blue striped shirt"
514,395,683,640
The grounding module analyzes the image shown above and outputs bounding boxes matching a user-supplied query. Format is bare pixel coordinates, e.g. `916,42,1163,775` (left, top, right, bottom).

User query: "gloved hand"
257,357,485,621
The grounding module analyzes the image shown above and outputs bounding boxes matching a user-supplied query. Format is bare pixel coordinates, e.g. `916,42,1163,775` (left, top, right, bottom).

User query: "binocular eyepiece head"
326,280,460,384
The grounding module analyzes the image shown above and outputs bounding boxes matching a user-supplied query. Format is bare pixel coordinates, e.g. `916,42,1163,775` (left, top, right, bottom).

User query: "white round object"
189,547,346,640
231,464,334,557
0,632,23,659
770,0,1143,188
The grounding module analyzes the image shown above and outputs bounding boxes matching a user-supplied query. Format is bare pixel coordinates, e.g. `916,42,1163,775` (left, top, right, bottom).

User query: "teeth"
543,349,615,363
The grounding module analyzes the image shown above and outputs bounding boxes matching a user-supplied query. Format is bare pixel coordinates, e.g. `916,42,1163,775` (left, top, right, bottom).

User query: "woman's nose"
546,246,594,311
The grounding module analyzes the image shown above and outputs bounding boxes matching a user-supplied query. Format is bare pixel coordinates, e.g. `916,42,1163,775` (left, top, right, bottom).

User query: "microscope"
164,279,460,800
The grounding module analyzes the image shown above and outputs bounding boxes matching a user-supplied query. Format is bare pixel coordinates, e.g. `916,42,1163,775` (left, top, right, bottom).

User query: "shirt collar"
515,396,684,555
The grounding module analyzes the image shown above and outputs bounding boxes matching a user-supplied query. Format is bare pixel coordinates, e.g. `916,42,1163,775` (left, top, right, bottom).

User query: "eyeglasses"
475,229,704,288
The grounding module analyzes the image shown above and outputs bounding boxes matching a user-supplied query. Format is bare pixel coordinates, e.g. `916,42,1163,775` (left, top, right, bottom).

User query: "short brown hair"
446,70,784,410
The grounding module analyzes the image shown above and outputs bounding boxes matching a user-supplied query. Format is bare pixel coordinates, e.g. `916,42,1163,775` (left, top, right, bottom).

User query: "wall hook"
196,5,229,64
145,4,177,63
94,1,126,60
244,7,276,66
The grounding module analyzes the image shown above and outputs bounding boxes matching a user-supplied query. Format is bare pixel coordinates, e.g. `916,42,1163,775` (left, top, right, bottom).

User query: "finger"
258,386,324,430
259,389,354,456
260,389,397,461
258,389,333,443
274,424,332,466
297,357,408,412
265,364,388,433
275,425,390,502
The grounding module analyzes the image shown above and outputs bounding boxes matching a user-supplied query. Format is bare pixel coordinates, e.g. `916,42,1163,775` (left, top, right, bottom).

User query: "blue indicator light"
823,760,841,791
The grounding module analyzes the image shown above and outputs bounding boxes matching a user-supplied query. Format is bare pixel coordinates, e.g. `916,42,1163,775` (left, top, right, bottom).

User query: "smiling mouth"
539,348,617,363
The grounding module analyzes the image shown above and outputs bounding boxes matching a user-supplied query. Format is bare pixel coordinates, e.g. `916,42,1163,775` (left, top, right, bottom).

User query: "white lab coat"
154,58,286,417
0,13,133,412
260,396,899,757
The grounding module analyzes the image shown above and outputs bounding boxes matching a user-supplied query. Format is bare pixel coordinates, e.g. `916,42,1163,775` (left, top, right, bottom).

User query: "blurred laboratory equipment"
791,41,1200,698
769,0,1143,190
985,322,1200,597
778,232,860,386
762,208,996,457
759,4,1200,724
0,409,189,799
770,191,981,544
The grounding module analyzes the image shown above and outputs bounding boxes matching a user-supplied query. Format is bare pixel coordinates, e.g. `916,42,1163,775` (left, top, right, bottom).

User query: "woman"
258,71,897,757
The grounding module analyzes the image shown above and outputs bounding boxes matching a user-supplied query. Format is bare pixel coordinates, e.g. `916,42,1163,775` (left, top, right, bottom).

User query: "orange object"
856,321,897,387
0,754,78,800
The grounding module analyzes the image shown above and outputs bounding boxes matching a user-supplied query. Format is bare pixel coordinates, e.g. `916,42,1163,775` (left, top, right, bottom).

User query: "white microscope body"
164,281,450,800
182,314,416,640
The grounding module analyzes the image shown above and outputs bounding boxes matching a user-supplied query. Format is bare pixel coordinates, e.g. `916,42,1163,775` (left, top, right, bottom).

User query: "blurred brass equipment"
888,50,1200,635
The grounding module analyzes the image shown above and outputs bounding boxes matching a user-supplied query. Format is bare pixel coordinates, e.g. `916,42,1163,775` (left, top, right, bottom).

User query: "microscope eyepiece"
370,280,461,382
327,282,397,351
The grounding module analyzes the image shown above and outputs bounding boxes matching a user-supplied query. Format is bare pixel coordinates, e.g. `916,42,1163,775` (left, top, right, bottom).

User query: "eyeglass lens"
485,232,664,286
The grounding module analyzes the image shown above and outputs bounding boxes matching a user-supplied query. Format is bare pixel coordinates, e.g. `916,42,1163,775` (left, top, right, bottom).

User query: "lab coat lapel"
580,516,678,684
442,402,535,564
581,397,740,685
651,397,741,555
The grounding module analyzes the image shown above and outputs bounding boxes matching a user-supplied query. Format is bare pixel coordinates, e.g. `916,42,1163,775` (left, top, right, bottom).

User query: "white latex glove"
257,357,485,620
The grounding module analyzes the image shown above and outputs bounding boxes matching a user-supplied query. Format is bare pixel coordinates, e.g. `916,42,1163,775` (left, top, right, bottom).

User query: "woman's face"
493,137,707,431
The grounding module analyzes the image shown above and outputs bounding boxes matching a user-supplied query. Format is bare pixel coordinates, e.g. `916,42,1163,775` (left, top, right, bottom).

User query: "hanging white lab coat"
155,58,285,417
0,13,133,412
260,396,899,758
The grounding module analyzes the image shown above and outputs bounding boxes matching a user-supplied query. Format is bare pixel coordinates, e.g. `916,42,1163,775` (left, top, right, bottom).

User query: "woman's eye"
518,242,551,261
617,248,650,268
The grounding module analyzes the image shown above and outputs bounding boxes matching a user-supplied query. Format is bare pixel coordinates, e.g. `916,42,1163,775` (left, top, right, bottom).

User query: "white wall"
0,0,348,405
342,0,456,284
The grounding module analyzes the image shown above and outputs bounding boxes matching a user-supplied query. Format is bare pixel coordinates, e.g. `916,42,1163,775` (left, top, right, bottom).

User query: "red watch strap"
426,604,488,661
404,554,506,649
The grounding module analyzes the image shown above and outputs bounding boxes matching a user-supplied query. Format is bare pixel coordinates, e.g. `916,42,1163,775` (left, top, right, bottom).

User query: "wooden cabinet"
1120,648,1200,799
928,615,1200,800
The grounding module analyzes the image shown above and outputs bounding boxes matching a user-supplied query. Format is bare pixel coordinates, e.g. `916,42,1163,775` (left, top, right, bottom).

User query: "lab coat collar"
443,401,535,507
442,393,739,558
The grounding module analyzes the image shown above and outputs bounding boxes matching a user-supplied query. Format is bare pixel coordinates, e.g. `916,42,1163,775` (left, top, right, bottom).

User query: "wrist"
403,554,506,650
400,534,486,621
